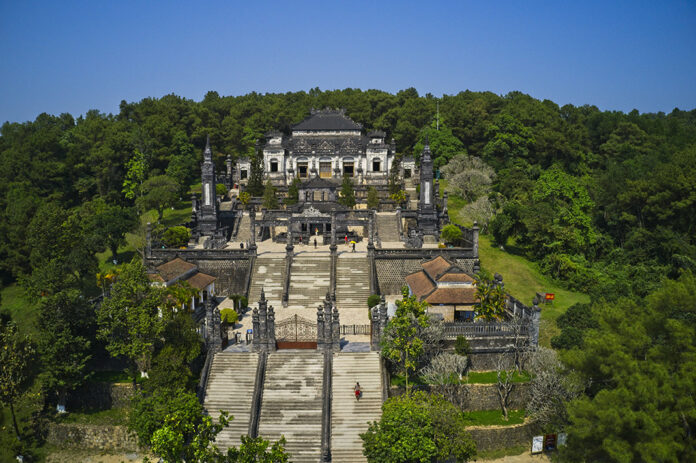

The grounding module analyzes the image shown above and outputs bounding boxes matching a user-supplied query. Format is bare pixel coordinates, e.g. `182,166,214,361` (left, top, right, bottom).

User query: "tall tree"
262,180,279,209
136,175,179,221
97,259,165,379
338,175,356,209
0,318,36,439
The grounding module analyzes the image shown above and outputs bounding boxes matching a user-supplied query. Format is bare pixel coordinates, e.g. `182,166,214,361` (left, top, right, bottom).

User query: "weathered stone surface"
467,421,536,452
46,424,140,452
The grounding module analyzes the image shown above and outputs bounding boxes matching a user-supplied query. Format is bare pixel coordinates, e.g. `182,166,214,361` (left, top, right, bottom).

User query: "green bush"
440,224,463,244
454,335,470,357
220,309,238,325
216,183,227,196
162,226,190,248
367,294,381,308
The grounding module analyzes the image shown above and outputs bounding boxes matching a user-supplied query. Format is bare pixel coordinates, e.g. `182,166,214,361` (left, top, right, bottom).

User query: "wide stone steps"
258,351,324,463
336,259,371,311
248,256,285,309
235,213,250,242
375,214,400,243
203,352,259,451
331,352,383,462
287,257,331,310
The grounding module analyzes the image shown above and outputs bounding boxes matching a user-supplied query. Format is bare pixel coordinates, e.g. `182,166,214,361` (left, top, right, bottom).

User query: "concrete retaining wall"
46,424,140,452
468,421,535,452
67,383,134,411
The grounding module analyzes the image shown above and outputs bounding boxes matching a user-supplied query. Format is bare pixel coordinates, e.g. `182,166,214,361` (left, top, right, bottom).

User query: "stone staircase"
248,255,285,309
375,213,401,243
331,352,383,462
336,257,372,325
235,212,250,242
203,352,259,451
258,351,324,463
287,256,331,310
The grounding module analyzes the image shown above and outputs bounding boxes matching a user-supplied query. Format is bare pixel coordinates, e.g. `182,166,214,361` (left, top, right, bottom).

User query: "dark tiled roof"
185,272,217,290
292,109,362,131
405,270,436,297
368,130,386,137
424,287,478,305
156,258,197,282
421,256,453,280
437,272,475,283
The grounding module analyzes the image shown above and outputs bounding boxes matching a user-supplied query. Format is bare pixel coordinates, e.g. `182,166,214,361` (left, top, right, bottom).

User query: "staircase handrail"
245,254,256,299
248,351,267,438
196,348,215,404
282,254,292,306
320,350,332,462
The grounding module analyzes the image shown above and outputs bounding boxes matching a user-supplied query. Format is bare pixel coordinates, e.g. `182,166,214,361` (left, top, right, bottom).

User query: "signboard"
531,435,544,454
544,434,557,451
545,293,555,301
557,433,567,447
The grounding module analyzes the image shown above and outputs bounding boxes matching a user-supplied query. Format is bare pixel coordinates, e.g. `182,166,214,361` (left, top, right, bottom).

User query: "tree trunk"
9,401,21,440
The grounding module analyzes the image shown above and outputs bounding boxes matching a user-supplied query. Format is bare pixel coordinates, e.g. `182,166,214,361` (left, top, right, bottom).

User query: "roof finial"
425,133,430,147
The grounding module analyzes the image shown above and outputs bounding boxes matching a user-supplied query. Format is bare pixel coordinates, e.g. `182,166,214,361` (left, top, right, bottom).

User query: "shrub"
367,294,381,309
162,226,190,248
239,296,248,309
440,224,463,244
454,336,471,357
216,183,227,196
220,309,238,325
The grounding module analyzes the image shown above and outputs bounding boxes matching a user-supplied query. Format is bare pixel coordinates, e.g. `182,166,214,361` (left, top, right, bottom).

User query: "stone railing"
374,247,476,259
247,351,267,438
443,322,529,338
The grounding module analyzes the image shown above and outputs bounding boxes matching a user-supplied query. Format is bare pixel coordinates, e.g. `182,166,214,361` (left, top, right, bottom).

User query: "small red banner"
545,293,555,300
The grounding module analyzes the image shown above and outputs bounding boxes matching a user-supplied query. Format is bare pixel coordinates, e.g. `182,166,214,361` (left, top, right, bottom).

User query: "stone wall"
375,256,478,295
67,383,134,411
46,424,140,452
390,383,529,411
467,421,536,452
195,258,250,295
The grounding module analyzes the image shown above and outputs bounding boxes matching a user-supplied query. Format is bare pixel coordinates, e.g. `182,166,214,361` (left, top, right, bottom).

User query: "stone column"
212,306,222,353
368,211,374,247
249,209,257,249
472,221,479,258
258,288,268,346
226,155,233,188
286,222,294,256
205,296,214,347
371,306,381,351
330,208,337,253
531,297,542,347
332,304,341,352
379,296,388,333
251,306,260,351
267,304,276,352
317,303,326,351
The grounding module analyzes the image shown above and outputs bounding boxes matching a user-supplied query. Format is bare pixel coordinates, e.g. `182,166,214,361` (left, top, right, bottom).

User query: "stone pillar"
226,155,233,188
371,305,381,351
258,288,268,346
212,305,222,353
494,272,504,289
473,259,481,274
249,209,257,249
317,302,326,350
205,295,214,347
267,304,276,352
379,295,388,333
531,297,542,347
251,307,260,351
368,211,374,247
330,208,337,253
332,304,341,353
472,221,479,258
286,223,294,256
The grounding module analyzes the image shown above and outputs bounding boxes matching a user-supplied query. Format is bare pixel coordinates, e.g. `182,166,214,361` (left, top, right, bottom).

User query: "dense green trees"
0,317,36,439
338,175,356,209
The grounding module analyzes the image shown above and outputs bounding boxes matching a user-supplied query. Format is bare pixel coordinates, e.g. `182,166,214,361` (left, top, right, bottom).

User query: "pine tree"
262,180,279,209
247,152,264,197
338,175,356,209
285,176,301,206
367,186,379,209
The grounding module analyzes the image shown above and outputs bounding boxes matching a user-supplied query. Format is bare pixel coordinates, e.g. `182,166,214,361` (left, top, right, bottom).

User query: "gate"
275,314,317,349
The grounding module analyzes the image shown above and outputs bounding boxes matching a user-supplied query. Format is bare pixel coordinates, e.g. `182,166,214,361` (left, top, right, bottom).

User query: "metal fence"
442,322,528,338
340,324,371,335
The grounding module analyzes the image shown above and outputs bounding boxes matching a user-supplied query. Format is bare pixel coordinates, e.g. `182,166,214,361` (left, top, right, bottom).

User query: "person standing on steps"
314,238,317,248
352,242,356,252
354,382,361,401
345,234,348,246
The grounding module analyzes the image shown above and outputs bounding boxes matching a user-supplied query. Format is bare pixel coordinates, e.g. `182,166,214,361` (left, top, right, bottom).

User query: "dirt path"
479,452,551,462
46,450,153,463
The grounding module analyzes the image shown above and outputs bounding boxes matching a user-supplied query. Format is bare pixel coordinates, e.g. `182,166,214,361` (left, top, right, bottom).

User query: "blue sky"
1,0,695,123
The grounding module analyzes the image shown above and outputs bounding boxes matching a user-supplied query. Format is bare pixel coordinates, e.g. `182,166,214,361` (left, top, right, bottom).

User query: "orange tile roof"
147,273,165,283
185,272,217,290
156,258,197,282
437,272,475,283
405,270,436,297
424,287,478,305
421,256,453,280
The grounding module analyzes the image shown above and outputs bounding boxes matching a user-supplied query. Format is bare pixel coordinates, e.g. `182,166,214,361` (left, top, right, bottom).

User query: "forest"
1,88,695,461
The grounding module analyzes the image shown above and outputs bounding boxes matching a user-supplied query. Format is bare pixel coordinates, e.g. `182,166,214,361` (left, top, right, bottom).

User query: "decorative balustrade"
442,322,529,338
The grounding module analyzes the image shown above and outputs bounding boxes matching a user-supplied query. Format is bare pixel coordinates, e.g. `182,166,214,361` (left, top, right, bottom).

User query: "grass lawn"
441,186,590,346
463,409,526,426
0,283,39,337
477,235,590,346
